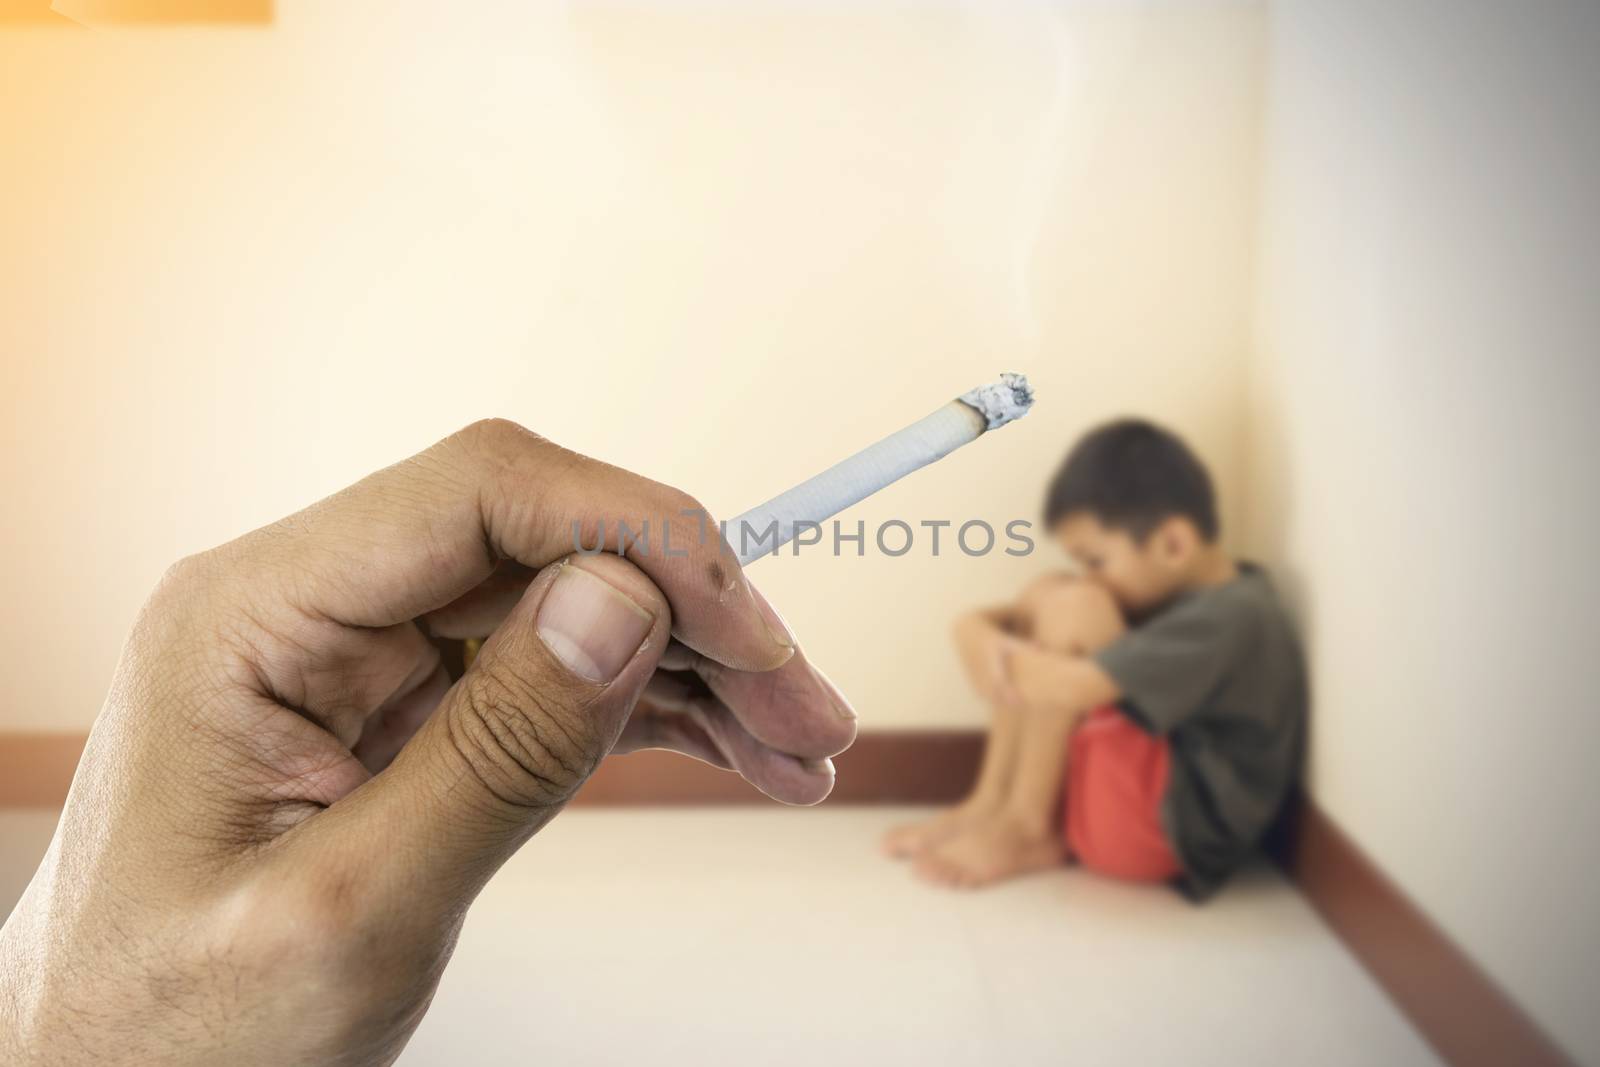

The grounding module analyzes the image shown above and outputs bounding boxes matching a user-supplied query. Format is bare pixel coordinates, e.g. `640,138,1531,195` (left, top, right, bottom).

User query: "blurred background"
1,1,1597,1065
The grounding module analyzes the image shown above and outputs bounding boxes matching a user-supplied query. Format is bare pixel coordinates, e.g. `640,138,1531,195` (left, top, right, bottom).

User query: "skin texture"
0,419,856,1067
883,512,1237,888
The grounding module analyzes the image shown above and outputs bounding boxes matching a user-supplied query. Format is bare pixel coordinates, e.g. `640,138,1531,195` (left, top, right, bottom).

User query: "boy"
883,418,1305,900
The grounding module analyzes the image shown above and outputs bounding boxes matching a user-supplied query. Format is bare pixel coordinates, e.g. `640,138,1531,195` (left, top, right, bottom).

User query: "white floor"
1,807,1439,1067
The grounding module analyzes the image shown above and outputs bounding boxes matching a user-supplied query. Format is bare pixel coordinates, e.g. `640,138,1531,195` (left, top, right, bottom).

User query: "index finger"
227,418,795,673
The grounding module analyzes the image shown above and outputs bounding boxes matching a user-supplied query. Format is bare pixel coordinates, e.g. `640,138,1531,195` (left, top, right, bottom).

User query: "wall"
1247,2,1600,1062
0,1,1265,733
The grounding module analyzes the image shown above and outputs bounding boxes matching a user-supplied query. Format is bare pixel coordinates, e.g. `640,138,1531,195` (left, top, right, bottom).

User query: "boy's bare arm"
953,604,1028,703
1002,642,1121,713
954,576,1090,704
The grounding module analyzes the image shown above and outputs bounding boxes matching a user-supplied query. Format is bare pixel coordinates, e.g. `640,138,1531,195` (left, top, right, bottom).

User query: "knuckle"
449,418,597,489
155,550,214,596
448,660,602,810
448,418,548,467
663,486,708,520
658,489,728,579
467,415,531,445
134,553,226,663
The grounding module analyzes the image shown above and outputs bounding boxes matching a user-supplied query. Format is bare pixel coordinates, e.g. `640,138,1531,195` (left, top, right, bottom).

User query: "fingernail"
809,662,857,722
748,583,796,656
801,757,835,777
537,564,654,683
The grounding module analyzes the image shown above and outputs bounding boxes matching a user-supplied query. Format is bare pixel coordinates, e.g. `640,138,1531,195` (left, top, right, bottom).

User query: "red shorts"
1063,706,1184,882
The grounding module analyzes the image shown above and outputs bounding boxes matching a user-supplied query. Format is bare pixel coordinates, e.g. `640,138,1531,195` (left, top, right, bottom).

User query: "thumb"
310,553,670,910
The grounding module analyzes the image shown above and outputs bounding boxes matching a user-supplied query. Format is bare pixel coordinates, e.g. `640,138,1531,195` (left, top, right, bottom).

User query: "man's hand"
0,419,855,1067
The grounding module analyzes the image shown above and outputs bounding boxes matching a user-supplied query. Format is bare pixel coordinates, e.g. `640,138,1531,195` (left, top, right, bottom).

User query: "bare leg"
881,699,1021,858
881,578,1075,859
916,582,1125,888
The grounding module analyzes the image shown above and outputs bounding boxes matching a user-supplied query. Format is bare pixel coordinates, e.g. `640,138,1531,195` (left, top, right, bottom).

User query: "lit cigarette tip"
958,372,1035,431
728,373,1038,565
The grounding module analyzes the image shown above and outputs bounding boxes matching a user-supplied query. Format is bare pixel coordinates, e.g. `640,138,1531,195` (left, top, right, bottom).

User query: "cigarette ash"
958,372,1034,430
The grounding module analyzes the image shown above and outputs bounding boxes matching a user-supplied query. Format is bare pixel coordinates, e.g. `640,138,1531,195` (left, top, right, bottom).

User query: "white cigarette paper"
729,373,1034,565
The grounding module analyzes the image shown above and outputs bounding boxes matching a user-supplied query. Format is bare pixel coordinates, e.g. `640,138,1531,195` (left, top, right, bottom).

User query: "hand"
0,419,856,1067
988,632,1028,707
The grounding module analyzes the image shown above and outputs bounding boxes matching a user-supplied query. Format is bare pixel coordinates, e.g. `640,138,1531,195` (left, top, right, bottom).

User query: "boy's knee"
1029,579,1124,651
1020,572,1076,610
1031,576,1113,614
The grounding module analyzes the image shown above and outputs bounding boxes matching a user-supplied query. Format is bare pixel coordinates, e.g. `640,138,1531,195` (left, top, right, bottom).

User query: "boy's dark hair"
1043,418,1219,542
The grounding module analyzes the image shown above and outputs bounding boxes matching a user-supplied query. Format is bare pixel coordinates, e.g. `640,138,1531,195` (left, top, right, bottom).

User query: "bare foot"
913,816,1065,889
881,801,995,860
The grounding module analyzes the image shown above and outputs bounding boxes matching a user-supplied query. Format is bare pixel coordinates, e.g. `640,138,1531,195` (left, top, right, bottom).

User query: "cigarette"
728,373,1034,565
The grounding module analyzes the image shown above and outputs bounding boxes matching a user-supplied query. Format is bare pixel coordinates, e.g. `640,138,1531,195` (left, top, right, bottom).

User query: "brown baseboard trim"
579,729,983,805
0,733,88,808
0,730,983,809
0,731,1577,1067
1273,793,1577,1067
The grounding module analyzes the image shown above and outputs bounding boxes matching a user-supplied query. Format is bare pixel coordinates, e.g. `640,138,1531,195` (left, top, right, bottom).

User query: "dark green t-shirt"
1093,562,1306,901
